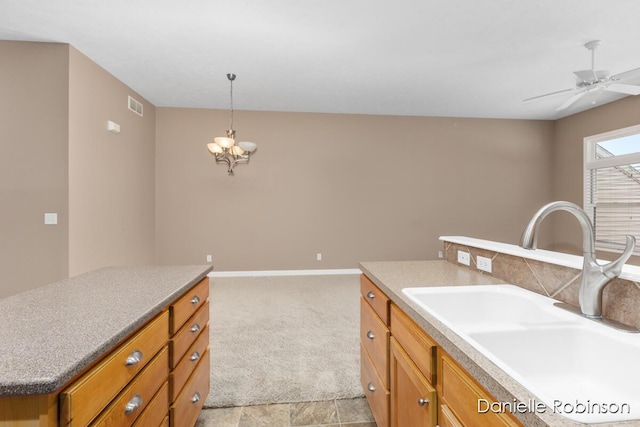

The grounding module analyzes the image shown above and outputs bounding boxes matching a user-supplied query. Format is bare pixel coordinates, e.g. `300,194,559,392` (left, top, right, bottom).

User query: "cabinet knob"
418,398,429,406
191,296,201,304
191,323,201,333
124,394,143,414
190,351,201,362
191,392,201,403
366,331,375,340
367,382,375,392
366,291,375,299
125,350,143,366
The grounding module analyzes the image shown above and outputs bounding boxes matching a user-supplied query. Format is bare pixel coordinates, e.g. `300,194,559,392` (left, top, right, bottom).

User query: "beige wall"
68,47,156,276
0,41,70,298
6,39,638,295
549,95,640,259
0,41,157,298
156,108,555,270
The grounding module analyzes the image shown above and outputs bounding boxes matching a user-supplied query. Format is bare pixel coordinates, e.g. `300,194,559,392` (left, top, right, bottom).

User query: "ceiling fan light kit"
524,40,640,111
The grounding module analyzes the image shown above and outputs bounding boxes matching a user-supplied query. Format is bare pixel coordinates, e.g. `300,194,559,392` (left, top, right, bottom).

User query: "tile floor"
196,397,377,427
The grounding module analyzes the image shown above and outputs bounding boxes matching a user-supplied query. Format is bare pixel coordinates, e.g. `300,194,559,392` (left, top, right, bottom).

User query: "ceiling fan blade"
523,88,574,103
606,83,640,95
556,91,586,111
574,69,597,82
610,67,640,81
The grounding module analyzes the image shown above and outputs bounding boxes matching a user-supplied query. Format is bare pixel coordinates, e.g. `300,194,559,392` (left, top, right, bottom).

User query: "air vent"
128,95,143,117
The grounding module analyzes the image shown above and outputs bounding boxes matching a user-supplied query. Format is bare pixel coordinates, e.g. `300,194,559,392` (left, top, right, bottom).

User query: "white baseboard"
209,268,361,278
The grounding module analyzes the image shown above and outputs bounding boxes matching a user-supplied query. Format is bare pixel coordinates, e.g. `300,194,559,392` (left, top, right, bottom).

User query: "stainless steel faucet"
520,201,635,319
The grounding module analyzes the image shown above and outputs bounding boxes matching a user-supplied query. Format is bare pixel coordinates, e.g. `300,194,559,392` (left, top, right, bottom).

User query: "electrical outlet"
477,255,492,273
316,253,322,261
457,250,470,266
438,251,443,259
206,255,212,263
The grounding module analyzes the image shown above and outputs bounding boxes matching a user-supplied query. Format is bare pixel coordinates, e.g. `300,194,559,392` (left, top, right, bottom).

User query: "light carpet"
205,274,364,408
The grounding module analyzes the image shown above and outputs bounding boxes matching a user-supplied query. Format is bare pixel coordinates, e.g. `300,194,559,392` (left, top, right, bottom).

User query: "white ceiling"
1,0,640,120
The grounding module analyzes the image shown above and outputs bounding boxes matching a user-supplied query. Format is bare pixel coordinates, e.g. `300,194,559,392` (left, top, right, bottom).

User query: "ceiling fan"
524,40,640,111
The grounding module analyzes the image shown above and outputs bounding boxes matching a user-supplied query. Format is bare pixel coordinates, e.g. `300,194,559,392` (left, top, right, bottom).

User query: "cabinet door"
389,338,437,427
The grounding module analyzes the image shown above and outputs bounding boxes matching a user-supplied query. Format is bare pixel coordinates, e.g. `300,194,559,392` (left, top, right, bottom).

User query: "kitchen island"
0,265,212,426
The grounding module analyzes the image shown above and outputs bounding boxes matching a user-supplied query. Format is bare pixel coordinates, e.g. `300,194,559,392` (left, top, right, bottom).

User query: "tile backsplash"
443,240,640,329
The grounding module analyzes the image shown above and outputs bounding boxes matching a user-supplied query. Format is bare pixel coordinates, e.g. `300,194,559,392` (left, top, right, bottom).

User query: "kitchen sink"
402,285,640,424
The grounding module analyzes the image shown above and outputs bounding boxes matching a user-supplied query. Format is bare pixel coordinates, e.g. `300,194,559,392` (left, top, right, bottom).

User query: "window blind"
586,164,640,253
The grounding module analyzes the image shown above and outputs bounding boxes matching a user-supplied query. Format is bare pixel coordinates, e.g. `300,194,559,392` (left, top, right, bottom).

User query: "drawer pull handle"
191,295,201,304
191,392,201,403
418,398,429,406
125,350,143,366
191,323,201,333
124,394,143,414
190,351,201,362
366,331,375,340
366,291,375,299
367,382,375,392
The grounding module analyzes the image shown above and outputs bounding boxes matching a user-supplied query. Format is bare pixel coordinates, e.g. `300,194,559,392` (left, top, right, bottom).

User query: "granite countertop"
0,265,212,396
358,260,640,427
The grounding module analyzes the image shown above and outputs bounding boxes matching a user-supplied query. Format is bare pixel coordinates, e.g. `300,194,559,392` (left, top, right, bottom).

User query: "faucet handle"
604,235,636,278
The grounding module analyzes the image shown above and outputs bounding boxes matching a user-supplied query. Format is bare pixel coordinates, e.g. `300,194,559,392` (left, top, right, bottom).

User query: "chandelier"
207,73,257,174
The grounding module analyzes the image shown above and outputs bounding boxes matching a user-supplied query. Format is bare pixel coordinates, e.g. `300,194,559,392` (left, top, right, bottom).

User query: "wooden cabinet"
60,311,169,426
168,278,210,425
389,304,437,427
0,276,210,427
90,347,169,427
360,273,522,427
438,349,521,427
389,338,437,427
359,274,390,427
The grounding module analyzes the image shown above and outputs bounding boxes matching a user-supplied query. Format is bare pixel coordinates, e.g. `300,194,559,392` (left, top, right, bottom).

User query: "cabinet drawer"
60,311,169,427
170,277,209,334
170,323,210,401
170,349,210,427
132,381,169,427
361,274,389,325
390,304,436,384
389,338,437,427
90,347,169,427
170,301,209,368
360,297,389,388
438,351,521,427
360,343,389,427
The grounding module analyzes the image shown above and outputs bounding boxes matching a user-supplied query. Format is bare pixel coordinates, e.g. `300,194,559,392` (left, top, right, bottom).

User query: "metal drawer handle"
124,394,143,414
190,351,200,362
125,350,143,366
191,295,200,304
418,398,429,406
191,323,201,333
367,382,375,392
191,392,201,403
366,291,375,299
366,331,375,340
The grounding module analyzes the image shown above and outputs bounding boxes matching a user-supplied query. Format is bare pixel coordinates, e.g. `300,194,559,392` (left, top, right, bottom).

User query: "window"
584,124,640,255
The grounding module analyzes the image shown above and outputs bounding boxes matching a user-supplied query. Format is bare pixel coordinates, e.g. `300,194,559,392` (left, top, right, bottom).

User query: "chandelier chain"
228,74,234,130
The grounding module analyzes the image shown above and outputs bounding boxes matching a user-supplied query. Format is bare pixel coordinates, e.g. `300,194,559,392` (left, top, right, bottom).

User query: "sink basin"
402,285,640,424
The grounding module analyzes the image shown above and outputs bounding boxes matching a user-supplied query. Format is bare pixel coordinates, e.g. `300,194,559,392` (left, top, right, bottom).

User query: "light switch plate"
44,213,58,225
